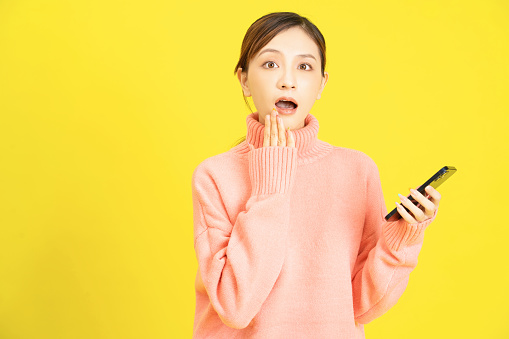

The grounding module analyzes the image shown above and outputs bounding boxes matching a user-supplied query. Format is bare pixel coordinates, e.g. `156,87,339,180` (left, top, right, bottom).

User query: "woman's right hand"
263,107,295,148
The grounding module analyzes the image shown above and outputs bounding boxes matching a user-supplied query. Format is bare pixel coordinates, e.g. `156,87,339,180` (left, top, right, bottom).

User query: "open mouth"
275,97,298,115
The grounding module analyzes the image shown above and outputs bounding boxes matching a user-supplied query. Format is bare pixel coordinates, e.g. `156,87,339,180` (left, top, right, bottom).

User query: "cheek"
302,82,322,99
302,76,322,89
250,77,275,98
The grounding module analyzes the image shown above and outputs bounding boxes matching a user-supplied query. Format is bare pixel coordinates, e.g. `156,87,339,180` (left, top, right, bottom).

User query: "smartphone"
385,166,457,221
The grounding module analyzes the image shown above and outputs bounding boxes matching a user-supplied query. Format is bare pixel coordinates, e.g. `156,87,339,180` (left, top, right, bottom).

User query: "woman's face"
237,26,328,130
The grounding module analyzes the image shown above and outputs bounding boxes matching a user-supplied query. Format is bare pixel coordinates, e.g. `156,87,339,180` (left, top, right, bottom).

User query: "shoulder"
329,146,383,191
330,145,379,171
191,150,240,186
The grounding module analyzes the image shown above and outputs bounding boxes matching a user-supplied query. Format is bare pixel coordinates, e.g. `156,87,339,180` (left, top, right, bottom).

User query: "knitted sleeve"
351,156,438,324
192,146,298,329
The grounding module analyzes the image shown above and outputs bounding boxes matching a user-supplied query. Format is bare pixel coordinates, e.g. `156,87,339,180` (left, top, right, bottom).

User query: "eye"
299,63,312,70
262,61,278,69
262,61,313,70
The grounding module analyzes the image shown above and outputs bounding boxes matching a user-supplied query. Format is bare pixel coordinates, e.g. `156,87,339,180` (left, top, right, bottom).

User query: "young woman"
191,11,441,338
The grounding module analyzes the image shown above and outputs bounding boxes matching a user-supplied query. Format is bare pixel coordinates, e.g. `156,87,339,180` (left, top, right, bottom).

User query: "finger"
263,114,270,147
409,188,435,217
409,185,425,196
395,201,417,224
411,185,431,200
398,193,427,222
270,109,278,147
277,116,286,146
287,128,295,148
425,186,441,208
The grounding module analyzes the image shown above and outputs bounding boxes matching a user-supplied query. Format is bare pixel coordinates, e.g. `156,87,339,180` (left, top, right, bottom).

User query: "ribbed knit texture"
237,112,335,165
191,112,437,338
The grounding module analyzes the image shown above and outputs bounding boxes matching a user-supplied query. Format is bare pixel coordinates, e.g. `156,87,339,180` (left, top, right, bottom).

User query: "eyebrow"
256,48,317,61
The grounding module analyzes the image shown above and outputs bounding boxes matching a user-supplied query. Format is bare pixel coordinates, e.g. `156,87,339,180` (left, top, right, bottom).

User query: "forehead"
256,27,319,58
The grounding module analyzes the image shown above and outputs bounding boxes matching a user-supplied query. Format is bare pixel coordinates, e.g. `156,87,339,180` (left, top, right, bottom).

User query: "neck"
230,111,334,165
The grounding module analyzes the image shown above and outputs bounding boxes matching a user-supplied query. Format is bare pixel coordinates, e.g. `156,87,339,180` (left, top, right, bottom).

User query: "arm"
192,146,297,329
352,157,438,324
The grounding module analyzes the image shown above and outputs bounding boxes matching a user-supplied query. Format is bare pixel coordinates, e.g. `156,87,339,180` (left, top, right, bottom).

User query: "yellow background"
1,0,508,338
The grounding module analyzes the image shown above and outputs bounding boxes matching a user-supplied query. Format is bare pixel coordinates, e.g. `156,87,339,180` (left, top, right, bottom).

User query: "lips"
274,97,298,115
275,97,298,109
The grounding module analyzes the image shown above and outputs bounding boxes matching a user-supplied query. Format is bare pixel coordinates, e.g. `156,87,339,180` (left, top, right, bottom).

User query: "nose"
277,68,296,89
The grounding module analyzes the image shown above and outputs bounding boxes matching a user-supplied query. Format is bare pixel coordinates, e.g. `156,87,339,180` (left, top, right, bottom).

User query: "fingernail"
398,193,404,199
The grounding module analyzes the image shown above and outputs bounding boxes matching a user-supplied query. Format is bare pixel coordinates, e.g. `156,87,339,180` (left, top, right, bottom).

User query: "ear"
316,72,329,100
237,68,251,97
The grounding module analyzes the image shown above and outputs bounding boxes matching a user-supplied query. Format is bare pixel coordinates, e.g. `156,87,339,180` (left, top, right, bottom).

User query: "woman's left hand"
396,186,441,224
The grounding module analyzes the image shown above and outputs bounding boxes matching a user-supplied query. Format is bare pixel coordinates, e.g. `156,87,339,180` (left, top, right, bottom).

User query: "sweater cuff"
248,146,298,195
382,209,438,251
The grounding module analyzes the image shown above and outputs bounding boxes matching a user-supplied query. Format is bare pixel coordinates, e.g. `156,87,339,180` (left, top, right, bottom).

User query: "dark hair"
230,12,327,148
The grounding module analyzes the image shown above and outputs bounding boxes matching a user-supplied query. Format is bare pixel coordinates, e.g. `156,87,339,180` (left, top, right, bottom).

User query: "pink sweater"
191,112,437,338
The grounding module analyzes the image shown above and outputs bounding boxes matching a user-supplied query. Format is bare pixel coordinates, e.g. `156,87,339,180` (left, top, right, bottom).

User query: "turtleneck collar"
230,111,334,165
